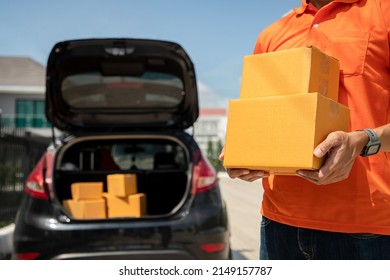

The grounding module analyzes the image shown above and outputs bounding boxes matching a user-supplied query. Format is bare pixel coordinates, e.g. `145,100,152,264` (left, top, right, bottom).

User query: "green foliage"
0,164,20,187
206,138,224,172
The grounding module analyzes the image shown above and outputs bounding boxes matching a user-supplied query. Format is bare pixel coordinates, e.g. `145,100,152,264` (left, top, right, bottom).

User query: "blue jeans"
260,216,390,260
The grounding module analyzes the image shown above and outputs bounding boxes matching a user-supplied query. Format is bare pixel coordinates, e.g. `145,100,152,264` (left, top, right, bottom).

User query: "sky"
0,0,299,108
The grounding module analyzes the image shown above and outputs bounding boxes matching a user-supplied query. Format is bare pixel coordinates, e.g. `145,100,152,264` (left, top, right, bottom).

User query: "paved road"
218,172,264,260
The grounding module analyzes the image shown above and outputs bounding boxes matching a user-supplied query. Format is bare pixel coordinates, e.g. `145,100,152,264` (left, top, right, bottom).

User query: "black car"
12,38,231,260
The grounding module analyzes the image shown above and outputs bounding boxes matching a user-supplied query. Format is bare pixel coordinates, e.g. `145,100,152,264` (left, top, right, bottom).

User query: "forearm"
374,124,390,152
297,124,390,185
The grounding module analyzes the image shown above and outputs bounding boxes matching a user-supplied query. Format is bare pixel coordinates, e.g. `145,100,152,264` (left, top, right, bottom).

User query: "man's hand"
219,148,269,182
297,131,368,185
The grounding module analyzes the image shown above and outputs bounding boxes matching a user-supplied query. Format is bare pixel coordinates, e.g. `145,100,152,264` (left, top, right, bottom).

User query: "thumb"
314,134,335,158
218,147,225,161
314,146,326,158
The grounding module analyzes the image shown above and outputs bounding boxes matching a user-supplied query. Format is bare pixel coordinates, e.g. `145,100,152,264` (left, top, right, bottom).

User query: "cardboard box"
71,182,103,201
103,192,147,218
223,93,350,174
240,46,340,101
103,192,131,218
128,193,147,217
63,199,106,219
107,174,137,197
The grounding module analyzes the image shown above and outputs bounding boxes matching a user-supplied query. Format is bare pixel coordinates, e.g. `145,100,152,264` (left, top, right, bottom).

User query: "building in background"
0,56,49,137
193,108,227,153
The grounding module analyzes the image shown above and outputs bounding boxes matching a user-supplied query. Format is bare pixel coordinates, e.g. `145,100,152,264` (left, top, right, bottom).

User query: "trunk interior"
52,135,190,218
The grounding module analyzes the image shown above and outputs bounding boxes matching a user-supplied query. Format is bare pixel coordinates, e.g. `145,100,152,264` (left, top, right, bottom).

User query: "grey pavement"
218,172,264,260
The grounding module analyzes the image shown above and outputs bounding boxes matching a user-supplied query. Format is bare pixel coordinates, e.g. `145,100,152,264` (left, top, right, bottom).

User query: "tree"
206,138,224,172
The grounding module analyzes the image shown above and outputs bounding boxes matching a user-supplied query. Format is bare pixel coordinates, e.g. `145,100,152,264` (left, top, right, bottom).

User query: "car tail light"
191,150,218,194
14,252,41,260
199,243,226,253
25,155,49,200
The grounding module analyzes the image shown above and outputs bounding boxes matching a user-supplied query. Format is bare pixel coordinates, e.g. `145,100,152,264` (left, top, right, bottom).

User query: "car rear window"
61,71,184,109
59,139,188,171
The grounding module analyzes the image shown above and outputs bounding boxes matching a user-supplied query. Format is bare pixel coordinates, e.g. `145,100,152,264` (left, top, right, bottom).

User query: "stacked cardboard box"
223,46,351,174
63,182,106,219
62,174,147,219
239,46,340,101
104,174,147,218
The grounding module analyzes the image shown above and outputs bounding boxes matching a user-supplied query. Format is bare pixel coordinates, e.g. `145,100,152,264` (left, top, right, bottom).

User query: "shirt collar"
295,0,360,15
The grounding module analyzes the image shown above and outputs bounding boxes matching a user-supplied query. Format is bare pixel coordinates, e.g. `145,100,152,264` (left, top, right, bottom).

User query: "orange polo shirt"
255,0,390,234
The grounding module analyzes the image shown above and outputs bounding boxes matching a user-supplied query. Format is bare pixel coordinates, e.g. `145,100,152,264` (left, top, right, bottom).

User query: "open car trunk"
52,135,190,218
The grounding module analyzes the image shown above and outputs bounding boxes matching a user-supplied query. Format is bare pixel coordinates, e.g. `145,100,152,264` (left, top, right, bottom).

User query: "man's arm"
297,123,390,185
376,124,390,152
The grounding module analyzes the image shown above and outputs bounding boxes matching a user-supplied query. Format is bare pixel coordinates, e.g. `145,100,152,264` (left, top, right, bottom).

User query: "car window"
61,71,184,109
59,140,188,171
111,142,187,170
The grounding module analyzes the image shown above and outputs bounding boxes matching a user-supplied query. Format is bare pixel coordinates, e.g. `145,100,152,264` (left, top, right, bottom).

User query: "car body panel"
13,187,229,259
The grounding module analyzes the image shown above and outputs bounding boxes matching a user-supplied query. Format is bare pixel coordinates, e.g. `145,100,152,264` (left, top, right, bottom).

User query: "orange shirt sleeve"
378,0,390,66
253,34,264,55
